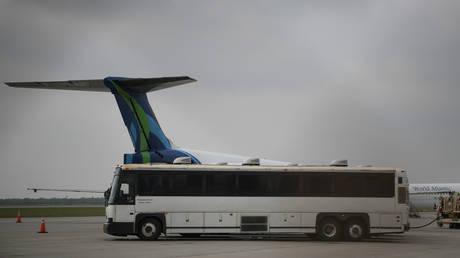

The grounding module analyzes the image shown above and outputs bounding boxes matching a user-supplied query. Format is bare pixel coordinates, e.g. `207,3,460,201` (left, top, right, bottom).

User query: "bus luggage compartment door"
169,213,204,233
269,213,301,232
204,213,238,233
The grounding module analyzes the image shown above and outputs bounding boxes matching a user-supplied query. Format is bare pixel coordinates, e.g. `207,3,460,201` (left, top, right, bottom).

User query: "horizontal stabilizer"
5,76,196,93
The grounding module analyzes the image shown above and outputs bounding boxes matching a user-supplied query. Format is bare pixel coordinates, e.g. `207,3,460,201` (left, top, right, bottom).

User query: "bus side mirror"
104,187,111,207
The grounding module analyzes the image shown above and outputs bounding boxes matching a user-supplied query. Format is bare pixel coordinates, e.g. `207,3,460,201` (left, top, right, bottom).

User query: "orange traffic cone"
38,217,48,233
16,210,21,223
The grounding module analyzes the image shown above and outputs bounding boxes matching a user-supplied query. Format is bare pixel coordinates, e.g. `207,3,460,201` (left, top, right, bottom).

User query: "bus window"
333,174,365,197
110,175,135,204
303,173,333,197
108,175,119,204
271,174,302,196
171,174,204,195
238,174,269,196
120,183,130,195
206,174,236,196
138,175,167,196
364,174,394,197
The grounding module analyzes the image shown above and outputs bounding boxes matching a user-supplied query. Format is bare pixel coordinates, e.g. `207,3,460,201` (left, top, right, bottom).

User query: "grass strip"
0,207,105,218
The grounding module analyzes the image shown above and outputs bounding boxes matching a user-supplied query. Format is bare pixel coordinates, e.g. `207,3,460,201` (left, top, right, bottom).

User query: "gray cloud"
1,0,460,197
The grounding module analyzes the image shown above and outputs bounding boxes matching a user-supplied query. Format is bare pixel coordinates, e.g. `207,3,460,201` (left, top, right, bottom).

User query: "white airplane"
5,76,290,166
409,183,460,211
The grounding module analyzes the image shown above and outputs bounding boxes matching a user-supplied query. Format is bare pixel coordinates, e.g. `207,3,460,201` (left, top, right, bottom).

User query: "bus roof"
119,163,403,173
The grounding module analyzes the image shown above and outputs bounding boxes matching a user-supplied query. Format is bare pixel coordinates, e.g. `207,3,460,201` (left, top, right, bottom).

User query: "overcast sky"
1,0,459,198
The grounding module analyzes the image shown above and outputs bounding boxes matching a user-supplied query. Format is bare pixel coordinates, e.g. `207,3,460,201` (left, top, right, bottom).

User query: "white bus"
103,164,409,241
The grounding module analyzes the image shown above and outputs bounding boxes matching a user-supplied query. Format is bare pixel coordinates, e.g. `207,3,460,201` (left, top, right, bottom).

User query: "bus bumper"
103,222,134,236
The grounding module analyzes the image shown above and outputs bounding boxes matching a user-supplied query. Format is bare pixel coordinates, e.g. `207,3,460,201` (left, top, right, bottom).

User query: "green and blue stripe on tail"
102,77,200,164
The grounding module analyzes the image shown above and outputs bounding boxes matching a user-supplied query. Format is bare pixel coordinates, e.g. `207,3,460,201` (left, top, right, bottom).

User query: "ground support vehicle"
437,192,460,229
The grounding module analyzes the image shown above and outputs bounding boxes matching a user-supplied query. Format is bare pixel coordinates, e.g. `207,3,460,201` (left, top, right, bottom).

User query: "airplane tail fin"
103,77,196,153
5,76,199,164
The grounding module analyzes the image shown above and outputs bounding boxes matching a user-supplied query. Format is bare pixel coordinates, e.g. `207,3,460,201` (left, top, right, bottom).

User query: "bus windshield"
108,174,136,205
108,175,120,205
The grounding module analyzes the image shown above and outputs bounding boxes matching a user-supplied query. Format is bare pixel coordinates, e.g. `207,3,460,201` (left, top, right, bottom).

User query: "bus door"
113,175,136,222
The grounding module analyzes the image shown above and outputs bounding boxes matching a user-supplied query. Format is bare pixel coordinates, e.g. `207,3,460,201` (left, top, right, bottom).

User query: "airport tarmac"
0,213,458,258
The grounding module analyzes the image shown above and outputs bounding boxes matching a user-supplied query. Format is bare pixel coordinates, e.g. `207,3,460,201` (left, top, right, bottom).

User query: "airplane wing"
27,188,105,194
5,76,196,93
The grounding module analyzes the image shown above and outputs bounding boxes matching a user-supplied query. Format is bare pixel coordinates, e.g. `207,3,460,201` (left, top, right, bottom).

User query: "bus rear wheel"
344,219,367,241
317,218,343,241
138,219,161,240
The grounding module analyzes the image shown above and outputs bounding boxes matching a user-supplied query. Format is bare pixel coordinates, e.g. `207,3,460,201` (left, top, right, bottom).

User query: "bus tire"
317,218,343,241
344,219,367,241
138,218,162,240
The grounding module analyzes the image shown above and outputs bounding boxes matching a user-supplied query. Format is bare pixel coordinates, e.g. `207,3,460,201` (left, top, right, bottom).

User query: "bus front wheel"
317,218,343,241
138,219,161,240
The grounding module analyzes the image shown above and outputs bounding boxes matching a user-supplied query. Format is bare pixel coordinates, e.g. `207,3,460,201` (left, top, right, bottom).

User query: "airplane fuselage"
409,183,460,211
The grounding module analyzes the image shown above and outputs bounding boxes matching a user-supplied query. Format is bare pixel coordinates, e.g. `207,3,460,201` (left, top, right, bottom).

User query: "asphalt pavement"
0,213,457,258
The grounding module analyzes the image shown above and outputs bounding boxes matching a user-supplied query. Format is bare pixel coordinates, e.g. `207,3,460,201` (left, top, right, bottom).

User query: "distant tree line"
0,198,105,206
